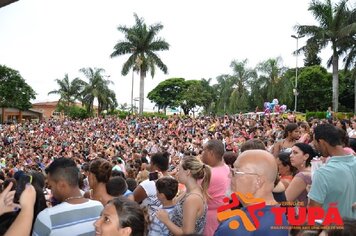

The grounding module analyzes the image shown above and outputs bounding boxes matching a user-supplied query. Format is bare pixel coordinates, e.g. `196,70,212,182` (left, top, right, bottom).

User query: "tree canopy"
148,78,215,115
0,65,36,110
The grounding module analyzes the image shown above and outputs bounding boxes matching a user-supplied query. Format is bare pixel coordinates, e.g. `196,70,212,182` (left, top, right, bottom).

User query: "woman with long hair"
272,123,300,157
285,143,315,206
156,156,211,235
276,152,298,188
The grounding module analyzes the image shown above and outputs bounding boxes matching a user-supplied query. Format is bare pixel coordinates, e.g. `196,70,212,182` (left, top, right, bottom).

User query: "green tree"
340,8,356,112
110,13,169,115
200,78,216,115
257,57,287,101
303,40,322,66
176,80,208,115
48,74,86,111
295,0,356,112
214,74,234,114
229,59,257,113
280,69,300,110
338,70,354,111
0,65,36,110
297,65,332,111
249,77,266,111
147,78,186,113
67,106,91,119
80,67,117,115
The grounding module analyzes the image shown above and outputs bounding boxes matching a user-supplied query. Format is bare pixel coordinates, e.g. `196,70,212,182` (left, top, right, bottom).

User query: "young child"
148,177,178,236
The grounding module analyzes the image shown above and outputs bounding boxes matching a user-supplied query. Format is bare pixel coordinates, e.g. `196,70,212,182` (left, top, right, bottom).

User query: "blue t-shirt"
123,189,133,197
214,205,289,236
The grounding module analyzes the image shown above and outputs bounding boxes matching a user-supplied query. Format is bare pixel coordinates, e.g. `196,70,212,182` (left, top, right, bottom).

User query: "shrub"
67,106,91,119
306,111,354,121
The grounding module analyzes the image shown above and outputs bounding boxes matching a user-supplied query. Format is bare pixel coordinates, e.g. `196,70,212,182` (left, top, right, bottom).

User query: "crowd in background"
0,113,356,236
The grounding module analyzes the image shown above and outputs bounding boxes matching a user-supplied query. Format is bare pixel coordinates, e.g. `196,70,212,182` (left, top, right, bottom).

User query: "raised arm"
272,141,281,157
5,184,36,236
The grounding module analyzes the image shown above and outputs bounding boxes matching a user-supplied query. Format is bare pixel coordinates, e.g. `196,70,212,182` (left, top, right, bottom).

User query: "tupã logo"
217,192,344,231
217,192,265,231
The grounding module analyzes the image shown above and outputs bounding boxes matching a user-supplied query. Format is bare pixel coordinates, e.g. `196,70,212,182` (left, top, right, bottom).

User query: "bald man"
214,150,288,236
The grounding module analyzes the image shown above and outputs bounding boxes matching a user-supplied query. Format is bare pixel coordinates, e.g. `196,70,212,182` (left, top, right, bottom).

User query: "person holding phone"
0,181,37,236
133,152,171,217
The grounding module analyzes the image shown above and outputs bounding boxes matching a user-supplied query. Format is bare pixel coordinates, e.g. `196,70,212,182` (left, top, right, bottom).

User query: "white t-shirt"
140,179,161,217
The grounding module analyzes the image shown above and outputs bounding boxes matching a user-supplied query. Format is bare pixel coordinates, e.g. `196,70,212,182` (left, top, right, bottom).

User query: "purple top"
295,172,312,206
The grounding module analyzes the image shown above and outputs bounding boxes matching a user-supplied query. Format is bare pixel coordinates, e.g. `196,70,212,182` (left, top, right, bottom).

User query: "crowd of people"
0,113,355,236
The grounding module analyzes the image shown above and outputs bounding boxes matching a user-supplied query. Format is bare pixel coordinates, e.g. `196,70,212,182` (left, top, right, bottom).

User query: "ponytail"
201,164,211,200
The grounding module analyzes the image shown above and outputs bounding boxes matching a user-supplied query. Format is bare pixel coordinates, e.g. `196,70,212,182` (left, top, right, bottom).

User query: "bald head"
235,150,277,184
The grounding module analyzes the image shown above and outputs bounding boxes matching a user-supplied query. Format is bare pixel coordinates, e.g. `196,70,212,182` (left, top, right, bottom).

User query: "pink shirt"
203,164,230,236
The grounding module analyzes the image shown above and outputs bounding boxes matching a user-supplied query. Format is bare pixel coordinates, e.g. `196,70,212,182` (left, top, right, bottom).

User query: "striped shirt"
32,199,103,236
148,205,175,236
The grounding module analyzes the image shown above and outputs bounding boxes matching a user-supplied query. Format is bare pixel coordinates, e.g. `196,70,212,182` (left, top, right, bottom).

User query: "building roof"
28,108,43,114
32,101,59,106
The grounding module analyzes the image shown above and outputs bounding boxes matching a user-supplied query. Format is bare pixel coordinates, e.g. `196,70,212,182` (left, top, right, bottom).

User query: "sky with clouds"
1,0,354,111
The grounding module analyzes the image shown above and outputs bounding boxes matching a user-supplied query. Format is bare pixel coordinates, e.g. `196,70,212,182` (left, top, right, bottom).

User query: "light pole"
133,97,139,114
131,68,134,114
291,34,304,112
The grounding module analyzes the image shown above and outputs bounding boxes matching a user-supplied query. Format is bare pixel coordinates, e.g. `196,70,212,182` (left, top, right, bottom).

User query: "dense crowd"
0,113,355,236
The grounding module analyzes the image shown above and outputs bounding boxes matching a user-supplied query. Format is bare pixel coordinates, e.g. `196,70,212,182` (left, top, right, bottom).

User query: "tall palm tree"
215,74,234,114
229,59,257,112
48,74,85,108
230,59,257,93
110,13,169,115
340,7,356,112
341,34,356,111
80,67,117,115
257,57,287,101
295,0,356,112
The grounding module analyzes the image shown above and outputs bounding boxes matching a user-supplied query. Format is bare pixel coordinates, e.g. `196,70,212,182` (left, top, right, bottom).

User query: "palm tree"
80,67,117,115
215,74,234,114
200,78,216,114
110,13,169,115
257,57,287,101
295,0,356,112
341,34,356,111
340,7,356,112
229,59,257,112
48,74,85,109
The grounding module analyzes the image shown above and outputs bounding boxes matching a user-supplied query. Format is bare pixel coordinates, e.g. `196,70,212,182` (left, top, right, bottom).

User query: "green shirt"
308,155,356,219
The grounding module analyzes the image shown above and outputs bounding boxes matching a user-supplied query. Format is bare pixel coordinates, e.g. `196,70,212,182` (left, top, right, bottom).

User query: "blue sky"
0,0,354,111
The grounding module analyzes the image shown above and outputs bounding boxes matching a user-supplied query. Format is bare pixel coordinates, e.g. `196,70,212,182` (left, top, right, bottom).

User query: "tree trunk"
1,107,5,124
332,52,339,112
19,110,23,123
139,70,145,115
